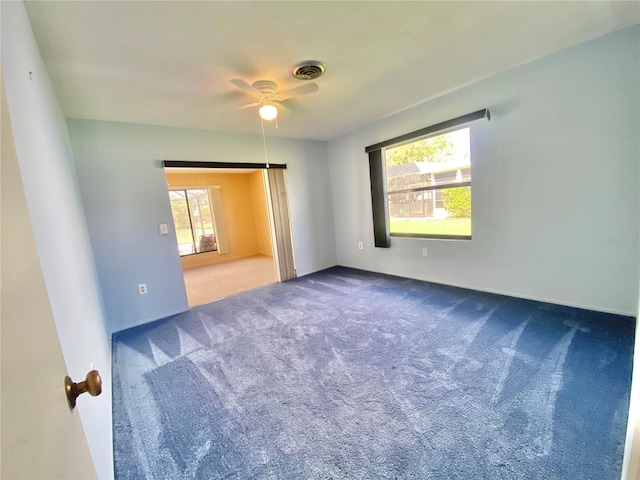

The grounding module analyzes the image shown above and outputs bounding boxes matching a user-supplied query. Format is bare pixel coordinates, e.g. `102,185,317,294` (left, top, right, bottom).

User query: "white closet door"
266,169,296,281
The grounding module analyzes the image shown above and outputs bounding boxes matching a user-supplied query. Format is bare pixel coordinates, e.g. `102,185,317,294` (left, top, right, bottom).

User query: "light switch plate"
159,223,169,235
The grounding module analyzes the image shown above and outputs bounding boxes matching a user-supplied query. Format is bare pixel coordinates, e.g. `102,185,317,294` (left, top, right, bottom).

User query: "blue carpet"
112,266,634,479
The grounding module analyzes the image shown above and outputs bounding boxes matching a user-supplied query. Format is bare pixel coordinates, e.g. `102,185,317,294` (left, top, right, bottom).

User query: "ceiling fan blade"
274,101,292,116
230,78,260,95
278,82,319,100
239,101,261,109
209,89,246,106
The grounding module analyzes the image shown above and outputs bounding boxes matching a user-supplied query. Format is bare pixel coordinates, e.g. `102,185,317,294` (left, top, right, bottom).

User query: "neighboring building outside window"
385,127,471,239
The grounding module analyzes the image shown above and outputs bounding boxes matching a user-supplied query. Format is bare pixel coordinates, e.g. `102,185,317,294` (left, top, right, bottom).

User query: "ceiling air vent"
291,61,326,80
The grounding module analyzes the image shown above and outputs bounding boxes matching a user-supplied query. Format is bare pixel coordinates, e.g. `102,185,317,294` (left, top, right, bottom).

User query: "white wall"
2,72,98,480
68,119,336,333
1,2,113,477
328,25,640,316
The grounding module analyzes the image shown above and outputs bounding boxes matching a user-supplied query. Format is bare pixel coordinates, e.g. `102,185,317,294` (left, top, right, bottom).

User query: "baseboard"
335,263,636,318
182,251,266,271
111,263,634,337
111,307,190,338
295,262,340,278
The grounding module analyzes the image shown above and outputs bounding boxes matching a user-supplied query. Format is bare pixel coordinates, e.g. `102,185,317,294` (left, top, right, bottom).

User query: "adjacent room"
164,167,278,306
2,1,639,479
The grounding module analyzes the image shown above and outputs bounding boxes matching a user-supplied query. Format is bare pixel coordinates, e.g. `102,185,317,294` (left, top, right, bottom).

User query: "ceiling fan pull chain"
260,118,270,169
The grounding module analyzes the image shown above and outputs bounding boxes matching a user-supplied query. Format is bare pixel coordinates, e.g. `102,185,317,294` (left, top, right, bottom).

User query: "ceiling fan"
230,79,319,121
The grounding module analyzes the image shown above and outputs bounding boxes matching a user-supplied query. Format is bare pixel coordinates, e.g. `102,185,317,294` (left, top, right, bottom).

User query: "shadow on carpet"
112,266,634,479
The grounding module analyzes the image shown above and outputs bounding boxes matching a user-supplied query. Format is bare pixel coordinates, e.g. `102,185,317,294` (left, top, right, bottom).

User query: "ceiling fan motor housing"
252,80,277,95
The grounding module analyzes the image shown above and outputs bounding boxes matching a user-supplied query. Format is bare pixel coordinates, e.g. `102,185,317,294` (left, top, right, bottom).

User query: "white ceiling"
24,1,639,141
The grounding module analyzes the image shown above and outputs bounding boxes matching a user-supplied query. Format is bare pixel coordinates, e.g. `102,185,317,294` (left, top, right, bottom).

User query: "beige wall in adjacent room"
166,171,262,269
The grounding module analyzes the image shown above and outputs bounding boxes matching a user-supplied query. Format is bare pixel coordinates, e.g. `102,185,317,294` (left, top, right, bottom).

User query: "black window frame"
365,109,490,248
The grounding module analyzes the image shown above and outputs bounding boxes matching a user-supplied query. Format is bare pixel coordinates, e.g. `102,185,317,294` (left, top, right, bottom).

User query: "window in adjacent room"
169,189,217,256
385,127,471,239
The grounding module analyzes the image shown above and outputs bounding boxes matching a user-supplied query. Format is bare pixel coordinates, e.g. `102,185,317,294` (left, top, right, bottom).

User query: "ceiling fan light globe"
259,104,278,121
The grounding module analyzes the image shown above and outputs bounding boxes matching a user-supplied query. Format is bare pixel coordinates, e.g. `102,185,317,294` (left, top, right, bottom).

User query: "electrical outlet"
358,242,363,250
138,283,148,295
159,223,169,235
422,247,428,257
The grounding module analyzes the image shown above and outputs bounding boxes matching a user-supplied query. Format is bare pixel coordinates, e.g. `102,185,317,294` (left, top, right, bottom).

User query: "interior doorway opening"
164,163,295,307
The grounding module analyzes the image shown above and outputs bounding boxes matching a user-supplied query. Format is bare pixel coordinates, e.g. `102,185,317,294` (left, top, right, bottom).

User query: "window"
385,127,471,238
365,109,489,247
169,189,217,256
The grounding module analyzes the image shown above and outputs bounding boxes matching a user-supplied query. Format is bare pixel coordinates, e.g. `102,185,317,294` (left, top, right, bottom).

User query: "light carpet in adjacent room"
112,266,634,479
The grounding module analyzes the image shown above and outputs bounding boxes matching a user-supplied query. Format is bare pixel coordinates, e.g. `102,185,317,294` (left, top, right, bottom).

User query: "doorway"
164,164,295,306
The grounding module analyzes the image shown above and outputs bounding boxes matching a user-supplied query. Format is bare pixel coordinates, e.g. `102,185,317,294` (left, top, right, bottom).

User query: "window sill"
390,233,471,241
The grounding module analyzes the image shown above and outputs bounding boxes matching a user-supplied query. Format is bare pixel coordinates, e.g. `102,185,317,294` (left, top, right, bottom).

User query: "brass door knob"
65,370,102,409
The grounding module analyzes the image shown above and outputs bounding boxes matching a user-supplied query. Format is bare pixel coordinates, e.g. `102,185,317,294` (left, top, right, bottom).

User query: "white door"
1,78,97,479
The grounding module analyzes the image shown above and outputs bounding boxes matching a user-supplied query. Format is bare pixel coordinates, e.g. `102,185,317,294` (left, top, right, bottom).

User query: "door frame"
162,160,296,283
